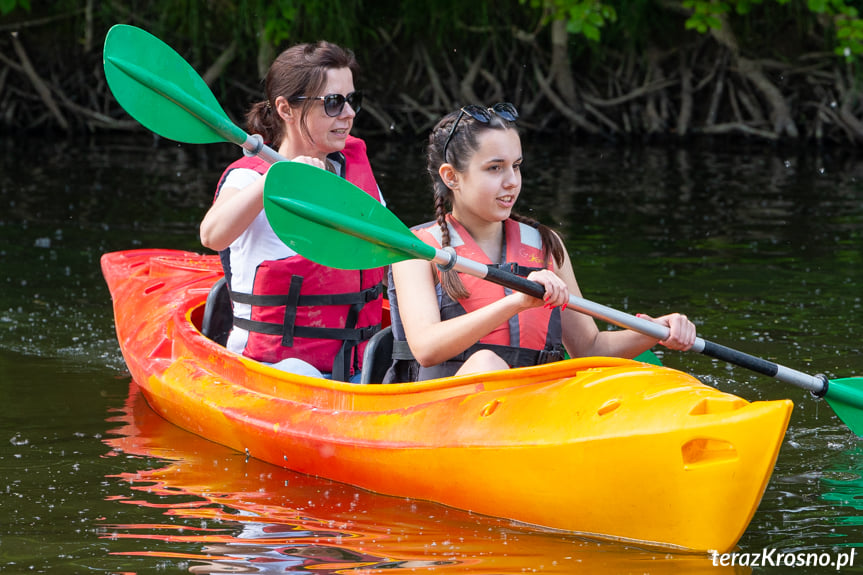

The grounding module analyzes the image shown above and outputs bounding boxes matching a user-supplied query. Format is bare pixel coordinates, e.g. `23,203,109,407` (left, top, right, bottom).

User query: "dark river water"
2,133,862,574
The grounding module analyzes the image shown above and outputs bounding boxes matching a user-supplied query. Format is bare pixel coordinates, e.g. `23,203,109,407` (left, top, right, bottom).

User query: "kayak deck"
102,249,793,552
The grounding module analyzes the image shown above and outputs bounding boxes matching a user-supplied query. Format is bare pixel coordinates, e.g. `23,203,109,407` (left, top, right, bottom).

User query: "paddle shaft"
266,189,830,396
436,248,830,396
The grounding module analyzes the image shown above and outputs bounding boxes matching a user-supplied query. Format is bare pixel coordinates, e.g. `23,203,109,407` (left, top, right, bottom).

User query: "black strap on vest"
391,339,564,369
281,275,304,347
230,276,383,380
490,262,544,277
332,288,365,382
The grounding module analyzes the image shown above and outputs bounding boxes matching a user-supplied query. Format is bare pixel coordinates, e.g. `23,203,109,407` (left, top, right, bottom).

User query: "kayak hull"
102,249,792,552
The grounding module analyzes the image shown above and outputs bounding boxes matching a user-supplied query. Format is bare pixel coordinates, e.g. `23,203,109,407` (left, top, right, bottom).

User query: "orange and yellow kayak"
102,248,792,553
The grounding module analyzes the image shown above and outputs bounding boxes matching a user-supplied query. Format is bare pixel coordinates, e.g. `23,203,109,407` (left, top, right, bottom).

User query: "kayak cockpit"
193,274,396,384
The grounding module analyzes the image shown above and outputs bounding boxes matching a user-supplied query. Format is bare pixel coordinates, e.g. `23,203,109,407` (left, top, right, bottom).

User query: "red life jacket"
217,136,384,380
387,215,563,381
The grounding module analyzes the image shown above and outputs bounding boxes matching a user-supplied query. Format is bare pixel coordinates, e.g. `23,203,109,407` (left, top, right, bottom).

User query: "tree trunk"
550,19,577,107
709,14,799,138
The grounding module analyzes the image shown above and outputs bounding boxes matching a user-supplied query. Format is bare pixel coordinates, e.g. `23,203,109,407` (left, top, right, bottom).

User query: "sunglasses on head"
293,91,363,117
442,102,519,163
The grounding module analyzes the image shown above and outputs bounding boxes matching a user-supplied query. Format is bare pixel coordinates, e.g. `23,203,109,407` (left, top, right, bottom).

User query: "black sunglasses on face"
293,91,363,117
442,102,519,163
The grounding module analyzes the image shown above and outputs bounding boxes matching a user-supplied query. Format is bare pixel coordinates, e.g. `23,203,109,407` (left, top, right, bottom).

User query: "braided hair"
246,41,359,147
427,110,565,301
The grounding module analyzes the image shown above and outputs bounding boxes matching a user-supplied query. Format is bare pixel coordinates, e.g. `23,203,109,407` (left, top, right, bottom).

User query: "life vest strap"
489,262,545,277
230,283,383,307
280,275,304,347
391,339,564,368
231,317,381,342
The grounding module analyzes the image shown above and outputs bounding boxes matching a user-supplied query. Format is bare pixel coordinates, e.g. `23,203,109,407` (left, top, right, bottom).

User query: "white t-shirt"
220,167,296,356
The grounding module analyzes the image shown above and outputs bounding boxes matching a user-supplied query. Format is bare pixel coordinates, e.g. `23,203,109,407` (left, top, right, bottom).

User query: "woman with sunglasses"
200,41,384,382
385,104,696,382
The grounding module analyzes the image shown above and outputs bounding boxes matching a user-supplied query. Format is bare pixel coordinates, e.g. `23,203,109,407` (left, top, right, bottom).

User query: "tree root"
10,32,68,131
1,18,861,146
202,41,237,87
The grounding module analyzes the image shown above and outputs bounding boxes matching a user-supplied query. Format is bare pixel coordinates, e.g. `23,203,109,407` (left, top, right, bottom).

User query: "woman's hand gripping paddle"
263,160,863,436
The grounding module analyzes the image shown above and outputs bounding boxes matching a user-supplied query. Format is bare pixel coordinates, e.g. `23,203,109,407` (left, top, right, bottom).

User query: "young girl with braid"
385,104,696,382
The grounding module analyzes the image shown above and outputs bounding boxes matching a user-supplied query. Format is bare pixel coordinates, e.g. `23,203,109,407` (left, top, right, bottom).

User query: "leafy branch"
521,0,618,41
682,0,863,60
1,0,30,16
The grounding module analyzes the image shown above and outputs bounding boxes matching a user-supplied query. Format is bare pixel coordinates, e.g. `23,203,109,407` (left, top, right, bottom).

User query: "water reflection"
821,444,863,535
103,383,746,574
745,422,862,561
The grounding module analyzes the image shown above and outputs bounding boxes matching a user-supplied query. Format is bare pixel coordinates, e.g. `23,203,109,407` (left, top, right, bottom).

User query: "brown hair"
246,41,358,147
427,109,565,301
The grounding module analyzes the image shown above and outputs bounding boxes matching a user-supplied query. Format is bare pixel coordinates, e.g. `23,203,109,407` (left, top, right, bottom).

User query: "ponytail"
245,100,279,144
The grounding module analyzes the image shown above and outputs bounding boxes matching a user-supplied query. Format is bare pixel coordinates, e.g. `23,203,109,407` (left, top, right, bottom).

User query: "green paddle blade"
824,378,863,435
634,349,663,366
103,24,246,145
567,349,662,366
263,161,436,269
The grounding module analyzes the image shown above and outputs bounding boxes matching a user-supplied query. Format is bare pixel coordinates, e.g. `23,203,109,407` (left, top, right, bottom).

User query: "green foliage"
807,0,863,59
261,1,299,47
0,0,30,16
679,0,863,60
231,0,373,57
521,0,617,41
563,1,618,41
836,17,863,59
682,0,729,33
521,0,862,62
7,0,862,83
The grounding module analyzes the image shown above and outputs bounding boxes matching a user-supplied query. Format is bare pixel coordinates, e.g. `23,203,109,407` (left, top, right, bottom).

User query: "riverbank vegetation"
1,0,861,144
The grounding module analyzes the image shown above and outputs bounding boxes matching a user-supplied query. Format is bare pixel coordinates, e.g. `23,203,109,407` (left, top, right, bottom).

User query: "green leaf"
583,22,600,41
808,0,829,13
566,18,584,34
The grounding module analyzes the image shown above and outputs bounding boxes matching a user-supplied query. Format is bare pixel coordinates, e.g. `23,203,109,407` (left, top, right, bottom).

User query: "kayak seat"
359,325,393,384
201,277,232,346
